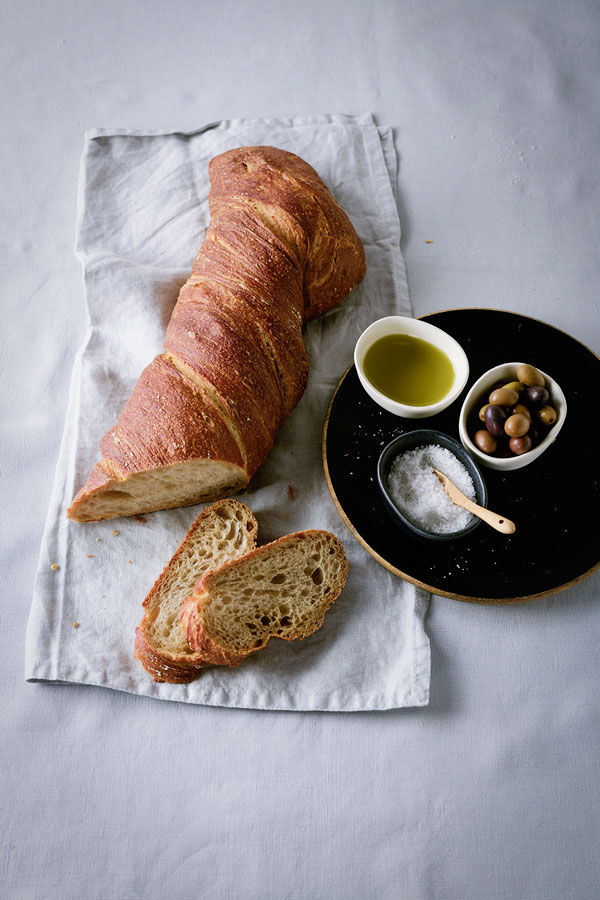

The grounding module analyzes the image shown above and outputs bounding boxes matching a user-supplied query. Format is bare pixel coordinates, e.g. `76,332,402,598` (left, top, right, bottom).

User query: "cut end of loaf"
66,458,249,523
180,529,349,667
68,146,366,523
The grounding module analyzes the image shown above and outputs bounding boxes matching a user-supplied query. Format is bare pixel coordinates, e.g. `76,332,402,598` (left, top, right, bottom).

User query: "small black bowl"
377,429,488,541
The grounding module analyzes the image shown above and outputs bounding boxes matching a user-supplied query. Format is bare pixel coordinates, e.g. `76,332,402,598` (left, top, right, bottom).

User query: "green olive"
538,404,557,426
478,403,490,423
474,429,497,455
489,388,519,406
505,413,530,437
517,364,545,387
510,403,532,421
502,381,526,393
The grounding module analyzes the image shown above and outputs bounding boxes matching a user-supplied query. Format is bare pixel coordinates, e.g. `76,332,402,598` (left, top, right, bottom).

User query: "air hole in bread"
311,567,324,585
270,573,286,584
280,616,291,627
101,489,132,500
221,595,232,605
260,615,270,626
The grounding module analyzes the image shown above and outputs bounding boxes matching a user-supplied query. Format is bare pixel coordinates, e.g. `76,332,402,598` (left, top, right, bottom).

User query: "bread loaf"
67,146,366,522
134,499,258,683
179,529,348,667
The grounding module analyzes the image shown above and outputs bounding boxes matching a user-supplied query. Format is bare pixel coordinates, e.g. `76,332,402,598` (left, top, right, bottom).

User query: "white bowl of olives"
458,362,567,471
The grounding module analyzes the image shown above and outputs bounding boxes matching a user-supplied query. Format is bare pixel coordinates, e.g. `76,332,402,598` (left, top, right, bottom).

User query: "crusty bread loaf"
134,499,258,682
179,529,348,667
67,146,366,522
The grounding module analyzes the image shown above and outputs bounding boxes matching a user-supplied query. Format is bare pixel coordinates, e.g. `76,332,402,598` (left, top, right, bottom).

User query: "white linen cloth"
24,113,430,710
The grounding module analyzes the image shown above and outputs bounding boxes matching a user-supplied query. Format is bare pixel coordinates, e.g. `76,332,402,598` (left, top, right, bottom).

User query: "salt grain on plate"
387,444,476,534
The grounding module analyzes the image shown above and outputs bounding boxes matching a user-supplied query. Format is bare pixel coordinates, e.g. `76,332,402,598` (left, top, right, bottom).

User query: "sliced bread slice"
134,498,258,682
179,529,348,667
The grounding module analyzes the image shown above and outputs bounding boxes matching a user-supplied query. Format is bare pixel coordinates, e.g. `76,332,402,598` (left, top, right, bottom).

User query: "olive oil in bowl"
363,334,455,407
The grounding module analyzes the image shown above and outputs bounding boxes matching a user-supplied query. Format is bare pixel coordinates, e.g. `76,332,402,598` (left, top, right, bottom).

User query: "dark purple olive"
528,422,543,446
484,404,507,437
526,385,549,408
496,440,514,458
509,435,532,455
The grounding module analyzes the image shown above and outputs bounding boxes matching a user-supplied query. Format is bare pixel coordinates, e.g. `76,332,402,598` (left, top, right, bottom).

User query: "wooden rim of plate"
322,309,600,604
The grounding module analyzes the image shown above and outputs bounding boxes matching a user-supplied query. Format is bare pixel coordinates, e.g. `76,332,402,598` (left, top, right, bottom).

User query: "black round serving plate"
323,308,600,603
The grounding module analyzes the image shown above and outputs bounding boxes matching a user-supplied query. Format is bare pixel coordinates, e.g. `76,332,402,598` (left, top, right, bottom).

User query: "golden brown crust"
164,289,286,472
68,146,366,521
208,146,366,321
178,599,247,667
68,461,115,512
98,354,244,474
133,626,211,683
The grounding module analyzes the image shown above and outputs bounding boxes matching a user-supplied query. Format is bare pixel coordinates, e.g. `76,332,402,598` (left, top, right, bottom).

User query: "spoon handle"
457,495,516,534
433,468,516,535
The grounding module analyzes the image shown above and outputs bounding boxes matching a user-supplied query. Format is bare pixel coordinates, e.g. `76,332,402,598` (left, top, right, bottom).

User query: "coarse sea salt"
387,444,476,534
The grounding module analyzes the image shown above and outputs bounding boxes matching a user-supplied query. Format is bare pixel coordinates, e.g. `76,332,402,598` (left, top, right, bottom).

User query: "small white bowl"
354,316,470,418
458,362,567,471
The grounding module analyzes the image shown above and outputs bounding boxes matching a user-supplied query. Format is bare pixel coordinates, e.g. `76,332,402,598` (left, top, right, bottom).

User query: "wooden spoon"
432,467,516,535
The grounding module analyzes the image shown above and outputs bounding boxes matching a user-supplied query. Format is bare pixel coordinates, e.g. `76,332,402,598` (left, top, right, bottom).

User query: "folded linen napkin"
25,114,430,710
